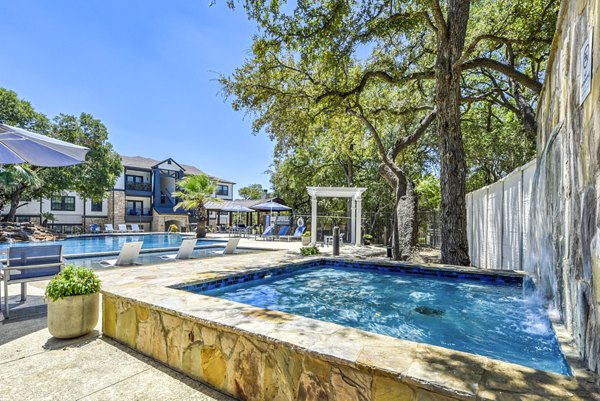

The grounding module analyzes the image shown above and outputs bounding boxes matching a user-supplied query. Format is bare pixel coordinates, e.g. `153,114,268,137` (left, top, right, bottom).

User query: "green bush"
363,234,373,240
302,231,311,237
300,246,320,256
45,265,101,302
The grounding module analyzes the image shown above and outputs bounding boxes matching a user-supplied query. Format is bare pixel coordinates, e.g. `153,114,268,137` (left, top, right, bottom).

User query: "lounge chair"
275,225,290,238
130,224,144,233
104,224,115,233
255,225,275,240
99,242,142,267
89,224,101,233
160,239,197,260
279,225,306,241
117,224,129,233
1,245,65,319
212,238,240,255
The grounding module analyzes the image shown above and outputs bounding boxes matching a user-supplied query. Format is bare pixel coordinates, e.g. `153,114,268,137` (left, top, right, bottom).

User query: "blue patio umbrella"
0,123,89,167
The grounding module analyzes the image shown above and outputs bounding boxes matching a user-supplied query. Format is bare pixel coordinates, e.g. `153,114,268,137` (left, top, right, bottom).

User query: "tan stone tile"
372,375,415,401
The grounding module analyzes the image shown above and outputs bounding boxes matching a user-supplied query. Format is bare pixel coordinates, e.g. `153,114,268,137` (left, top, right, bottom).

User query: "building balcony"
125,181,152,195
125,207,153,222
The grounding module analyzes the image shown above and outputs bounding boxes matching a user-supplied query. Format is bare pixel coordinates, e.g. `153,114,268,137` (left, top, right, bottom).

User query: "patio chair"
255,225,275,240
160,239,197,260
99,242,143,267
130,224,144,233
325,233,345,246
279,225,306,241
212,238,240,255
89,224,101,233
117,224,129,233
104,223,115,233
275,225,290,238
1,245,65,319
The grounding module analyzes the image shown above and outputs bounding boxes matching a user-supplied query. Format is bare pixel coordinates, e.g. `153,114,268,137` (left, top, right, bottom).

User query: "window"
216,185,229,196
51,196,75,211
16,216,31,223
126,175,144,183
91,200,103,212
127,200,144,215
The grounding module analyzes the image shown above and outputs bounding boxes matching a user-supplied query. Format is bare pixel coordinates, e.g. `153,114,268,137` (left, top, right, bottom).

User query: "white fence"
466,160,536,270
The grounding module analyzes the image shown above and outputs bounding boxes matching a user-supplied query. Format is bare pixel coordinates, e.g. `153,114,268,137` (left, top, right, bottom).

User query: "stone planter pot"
301,236,311,246
48,292,99,339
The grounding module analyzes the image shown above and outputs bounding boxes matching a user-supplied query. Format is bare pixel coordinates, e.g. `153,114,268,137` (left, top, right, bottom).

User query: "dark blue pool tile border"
177,258,525,294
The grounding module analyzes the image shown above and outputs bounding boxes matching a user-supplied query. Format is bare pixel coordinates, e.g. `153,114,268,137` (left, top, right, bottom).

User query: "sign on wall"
580,30,593,105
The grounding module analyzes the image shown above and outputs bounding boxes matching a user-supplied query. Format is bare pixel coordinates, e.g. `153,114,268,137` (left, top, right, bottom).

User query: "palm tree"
172,173,221,238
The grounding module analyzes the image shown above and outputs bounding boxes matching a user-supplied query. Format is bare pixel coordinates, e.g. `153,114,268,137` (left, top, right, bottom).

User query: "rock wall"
533,0,600,375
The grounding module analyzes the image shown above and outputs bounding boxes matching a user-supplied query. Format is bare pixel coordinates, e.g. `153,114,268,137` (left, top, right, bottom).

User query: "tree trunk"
196,205,207,238
2,185,25,222
435,0,471,266
379,164,417,260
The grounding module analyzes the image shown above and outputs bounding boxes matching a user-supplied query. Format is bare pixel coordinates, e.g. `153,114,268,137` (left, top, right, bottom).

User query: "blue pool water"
0,234,224,256
199,263,570,375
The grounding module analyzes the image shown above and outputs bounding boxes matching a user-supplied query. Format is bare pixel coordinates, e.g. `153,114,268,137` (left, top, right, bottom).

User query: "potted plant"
45,265,101,339
301,231,311,246
363,234,373,245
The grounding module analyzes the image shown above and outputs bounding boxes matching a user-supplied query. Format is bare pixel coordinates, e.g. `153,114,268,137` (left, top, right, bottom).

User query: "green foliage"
45,265,101,302
302,231,311,237
300,246,320,256
363,234,373,240
415,175,440,211
173,173,221,237
238,183,265,200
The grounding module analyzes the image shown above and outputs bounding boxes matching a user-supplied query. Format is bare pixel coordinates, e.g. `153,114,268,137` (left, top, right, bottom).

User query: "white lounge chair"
104,224,115,233
160,239,197,260
130,224,144,233
117,224,129,233
213,238,240,255
99,242,142,266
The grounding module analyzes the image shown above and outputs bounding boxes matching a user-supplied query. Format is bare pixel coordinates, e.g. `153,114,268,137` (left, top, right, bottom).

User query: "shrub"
300,246,320,256
363,234,373,240
302,231,311,237
45,265,101,302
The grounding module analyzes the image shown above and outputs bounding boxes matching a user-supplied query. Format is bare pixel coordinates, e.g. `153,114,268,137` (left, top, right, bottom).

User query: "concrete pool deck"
1,240,598,400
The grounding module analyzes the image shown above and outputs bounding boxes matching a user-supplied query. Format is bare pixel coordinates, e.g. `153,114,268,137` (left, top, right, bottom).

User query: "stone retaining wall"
534,0,600,375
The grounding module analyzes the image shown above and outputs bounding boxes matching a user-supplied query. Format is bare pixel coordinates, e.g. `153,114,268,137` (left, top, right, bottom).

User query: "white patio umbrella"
0,123,89,167
222,204,255,226
252,200,291,227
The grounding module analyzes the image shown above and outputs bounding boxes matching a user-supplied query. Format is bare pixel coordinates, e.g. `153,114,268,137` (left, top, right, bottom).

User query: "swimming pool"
191,261,570,375
0,233,224,256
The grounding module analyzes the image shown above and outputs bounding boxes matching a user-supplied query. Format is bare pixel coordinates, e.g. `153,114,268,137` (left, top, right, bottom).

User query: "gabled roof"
120,155,235,184
151,158,185,171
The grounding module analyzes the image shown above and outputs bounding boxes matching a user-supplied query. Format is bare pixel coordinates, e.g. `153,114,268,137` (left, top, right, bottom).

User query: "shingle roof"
204,198,286,210
120,155,235,184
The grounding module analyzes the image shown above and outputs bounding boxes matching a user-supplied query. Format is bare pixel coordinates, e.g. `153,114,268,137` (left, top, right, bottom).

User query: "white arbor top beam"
306,186,367,199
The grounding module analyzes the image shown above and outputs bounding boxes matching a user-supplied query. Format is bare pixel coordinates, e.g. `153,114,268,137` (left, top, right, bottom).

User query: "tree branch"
461,58,543,93
429,0,447,41
388,109,437,160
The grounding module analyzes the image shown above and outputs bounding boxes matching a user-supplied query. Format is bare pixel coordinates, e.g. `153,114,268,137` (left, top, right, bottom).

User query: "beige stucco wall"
534,0,600,375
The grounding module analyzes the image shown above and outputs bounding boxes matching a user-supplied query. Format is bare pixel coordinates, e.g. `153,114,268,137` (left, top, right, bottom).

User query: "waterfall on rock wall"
527,124,563,313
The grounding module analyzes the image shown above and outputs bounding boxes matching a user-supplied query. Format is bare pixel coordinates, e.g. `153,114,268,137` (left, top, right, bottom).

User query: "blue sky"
0,1,274,196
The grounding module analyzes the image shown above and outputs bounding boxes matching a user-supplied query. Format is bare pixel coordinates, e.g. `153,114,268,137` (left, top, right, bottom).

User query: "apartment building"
8,155,235,233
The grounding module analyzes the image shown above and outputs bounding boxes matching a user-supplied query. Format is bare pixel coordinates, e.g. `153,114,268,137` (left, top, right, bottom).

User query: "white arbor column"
311,195,318,245
355,196,362,246
350,199,356,244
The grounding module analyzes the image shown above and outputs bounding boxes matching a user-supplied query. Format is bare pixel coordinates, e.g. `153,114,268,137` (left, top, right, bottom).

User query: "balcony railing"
125,181,152,192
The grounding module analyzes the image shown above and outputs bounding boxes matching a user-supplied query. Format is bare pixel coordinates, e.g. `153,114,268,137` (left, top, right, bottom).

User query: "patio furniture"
160,239,197,260
279,225,306,241
275,225,290,238
212,238,240,255
104,224,115,233
130,224,144,233
1,245,65,319
99,242,142,267
89,224,101,233
255,225,275,240
117,224,129,233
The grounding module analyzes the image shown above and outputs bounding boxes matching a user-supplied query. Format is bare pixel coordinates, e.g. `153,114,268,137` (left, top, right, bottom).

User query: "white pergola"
306,186,367,246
